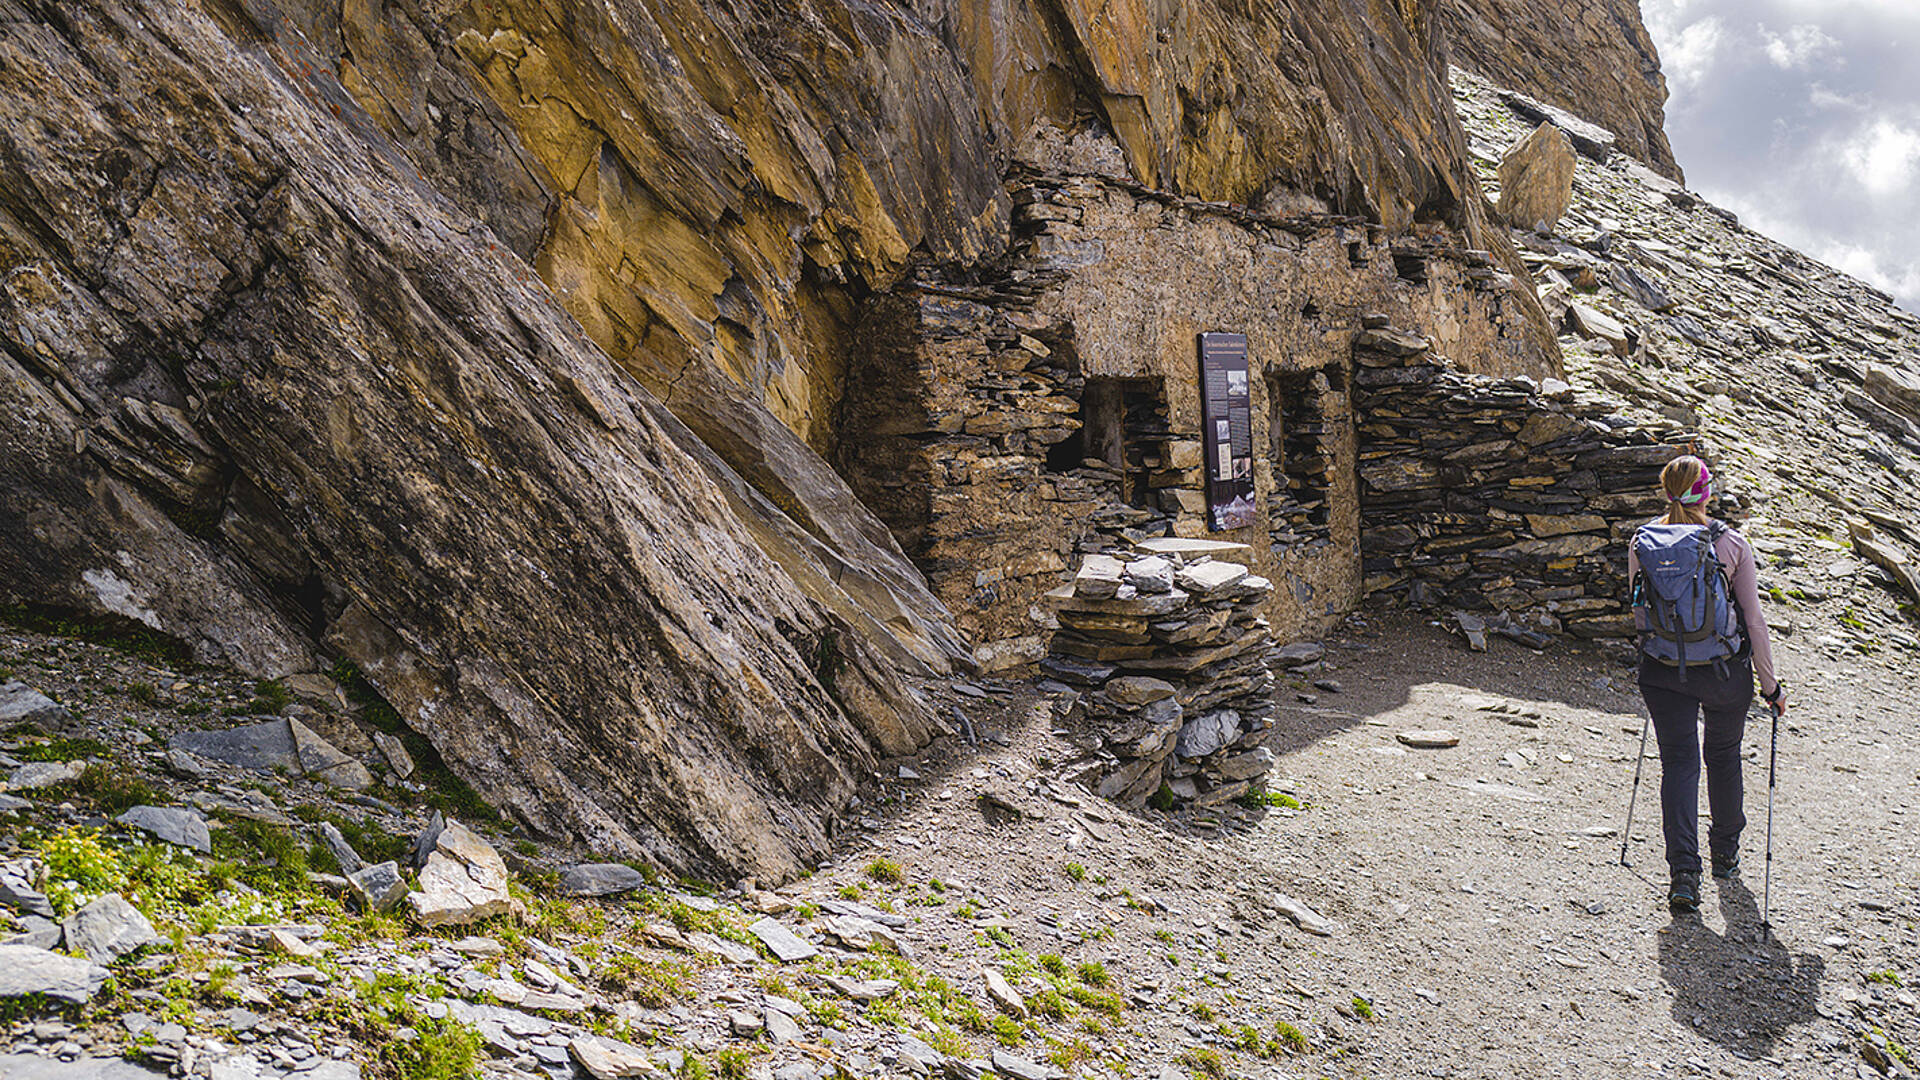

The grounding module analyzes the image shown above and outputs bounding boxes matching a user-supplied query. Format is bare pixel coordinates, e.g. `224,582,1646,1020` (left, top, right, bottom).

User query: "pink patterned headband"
1674,461,1712,505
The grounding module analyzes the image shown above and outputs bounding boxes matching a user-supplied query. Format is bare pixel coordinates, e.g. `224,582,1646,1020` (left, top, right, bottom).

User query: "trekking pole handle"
1763,680,1787,717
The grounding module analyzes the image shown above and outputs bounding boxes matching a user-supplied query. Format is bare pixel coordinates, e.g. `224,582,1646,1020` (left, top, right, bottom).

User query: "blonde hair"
1660,455,1710,527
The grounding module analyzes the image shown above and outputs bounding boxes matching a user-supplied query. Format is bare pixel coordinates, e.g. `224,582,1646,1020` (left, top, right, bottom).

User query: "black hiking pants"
1638,656,1753,877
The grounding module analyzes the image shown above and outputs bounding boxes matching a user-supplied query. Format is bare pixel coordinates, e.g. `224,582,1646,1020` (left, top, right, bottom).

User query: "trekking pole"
1762,695,1781,934
1620,712,1652,867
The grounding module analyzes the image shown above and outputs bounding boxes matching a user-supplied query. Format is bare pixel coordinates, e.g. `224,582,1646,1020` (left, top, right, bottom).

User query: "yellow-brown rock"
1497,123,1579,231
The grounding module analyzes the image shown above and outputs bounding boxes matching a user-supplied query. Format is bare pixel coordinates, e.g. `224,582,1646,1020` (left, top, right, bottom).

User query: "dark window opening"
1347,241,1368,268
1300,301,1321,321
1267,365,1346,549
1392,251,1429,285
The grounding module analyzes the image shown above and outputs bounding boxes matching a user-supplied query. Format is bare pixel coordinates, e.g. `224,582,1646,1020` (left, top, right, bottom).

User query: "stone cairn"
1351,320,1702,643
1039,546,1282,809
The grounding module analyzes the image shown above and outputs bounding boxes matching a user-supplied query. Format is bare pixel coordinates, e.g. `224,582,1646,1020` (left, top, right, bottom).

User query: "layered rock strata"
0,0,959,879
1043,548,1279,809
1353,325,1696,638
1441,0,1681,180
0,0,1588,874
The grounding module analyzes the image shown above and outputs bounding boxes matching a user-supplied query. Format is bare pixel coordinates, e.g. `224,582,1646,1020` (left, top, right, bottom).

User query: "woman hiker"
1627,455,1788,913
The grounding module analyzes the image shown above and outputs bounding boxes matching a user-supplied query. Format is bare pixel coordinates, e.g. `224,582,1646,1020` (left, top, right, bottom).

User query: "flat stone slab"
0,944,110,1003
817,914,906,953
290,720,373,790
117,805,212,853
0,682,71,729
1172,560,1249,595
7,760,84,790
1044,584,1191,616
748,917,817,962
992,1050,1064,1080
1397,730,1460,749
824,975,899,1001
1072,554,1126,599
569,1035,663,1079
0,1054,165,1079
983,968,1026,1018
1271,893,1335,936
1132,537,1252,557
168,720,301,772
558,863,647,897
1274,641,1325,667
371,731,416,779
1121,557,1174,594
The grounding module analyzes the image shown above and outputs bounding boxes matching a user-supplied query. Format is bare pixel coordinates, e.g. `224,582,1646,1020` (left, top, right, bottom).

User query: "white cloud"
1773,0,1920,23
1840,118,1920,196
1664,17,1729,94
1762,23,1840,69
1809,241,1920,307
1809,82,1871,110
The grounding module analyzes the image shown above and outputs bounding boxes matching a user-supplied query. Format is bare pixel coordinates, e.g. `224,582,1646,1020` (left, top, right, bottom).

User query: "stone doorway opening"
1267,365,1347,550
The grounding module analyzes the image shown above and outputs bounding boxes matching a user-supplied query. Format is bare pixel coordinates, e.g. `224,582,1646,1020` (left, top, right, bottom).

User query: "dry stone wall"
1043,548,1284,810
1353,323,1699,640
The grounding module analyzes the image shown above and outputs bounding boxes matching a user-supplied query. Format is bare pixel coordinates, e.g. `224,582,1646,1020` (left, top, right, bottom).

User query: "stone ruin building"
834,138,1689,682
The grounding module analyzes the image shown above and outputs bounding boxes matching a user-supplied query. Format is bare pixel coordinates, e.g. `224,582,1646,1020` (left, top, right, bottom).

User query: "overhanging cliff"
2,0,1560,876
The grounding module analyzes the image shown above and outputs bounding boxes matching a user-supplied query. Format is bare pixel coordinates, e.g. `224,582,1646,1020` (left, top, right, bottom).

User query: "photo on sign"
1216,492,1256,530
1227,369,1248,396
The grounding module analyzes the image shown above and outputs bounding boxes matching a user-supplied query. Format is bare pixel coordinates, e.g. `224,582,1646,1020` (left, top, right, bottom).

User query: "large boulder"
407,821,514,927
1497,123,1579,232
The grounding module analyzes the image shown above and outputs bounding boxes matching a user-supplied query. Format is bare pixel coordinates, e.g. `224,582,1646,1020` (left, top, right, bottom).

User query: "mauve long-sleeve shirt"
1627,522,1780,697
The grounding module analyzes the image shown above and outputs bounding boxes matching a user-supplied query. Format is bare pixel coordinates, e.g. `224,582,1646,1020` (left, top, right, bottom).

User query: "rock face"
1441,0,1682,180
0,0,960,878
0,0,1563,876
1497,124,1578,232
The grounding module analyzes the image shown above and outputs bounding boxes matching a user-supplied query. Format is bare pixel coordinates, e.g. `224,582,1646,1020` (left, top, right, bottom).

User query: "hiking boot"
1711,850,1741,880
1668,871,1701,913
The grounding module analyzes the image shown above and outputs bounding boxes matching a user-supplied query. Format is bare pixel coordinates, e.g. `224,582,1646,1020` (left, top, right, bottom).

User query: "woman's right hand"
1764,683,1788,718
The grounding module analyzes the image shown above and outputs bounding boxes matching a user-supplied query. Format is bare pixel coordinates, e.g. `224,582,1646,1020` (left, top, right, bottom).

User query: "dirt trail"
840,608,1918,1079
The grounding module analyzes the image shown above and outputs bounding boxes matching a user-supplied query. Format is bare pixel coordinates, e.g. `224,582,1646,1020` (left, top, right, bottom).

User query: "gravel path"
1213,609,1918,1078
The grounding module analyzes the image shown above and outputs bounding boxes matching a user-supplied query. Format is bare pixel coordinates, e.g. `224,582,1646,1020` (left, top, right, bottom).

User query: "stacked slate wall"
1353,323,1699,638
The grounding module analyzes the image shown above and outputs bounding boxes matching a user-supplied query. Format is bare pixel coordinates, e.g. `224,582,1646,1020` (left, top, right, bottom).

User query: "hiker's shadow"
1657,876,1824,1058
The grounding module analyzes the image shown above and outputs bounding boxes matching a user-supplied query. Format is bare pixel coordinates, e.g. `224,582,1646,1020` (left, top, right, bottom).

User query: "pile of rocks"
1351,323,1692,639
1041,544,1281,808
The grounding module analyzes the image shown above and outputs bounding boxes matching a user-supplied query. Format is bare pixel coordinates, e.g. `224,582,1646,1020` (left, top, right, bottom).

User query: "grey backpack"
1631,521,1743,681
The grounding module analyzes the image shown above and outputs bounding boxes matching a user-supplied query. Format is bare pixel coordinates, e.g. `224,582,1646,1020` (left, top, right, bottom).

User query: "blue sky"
1641,0,1920,313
